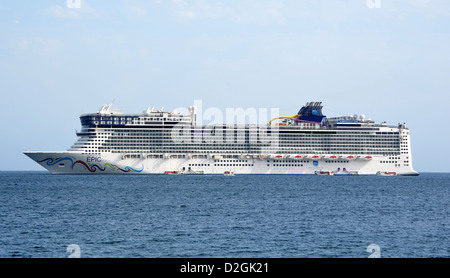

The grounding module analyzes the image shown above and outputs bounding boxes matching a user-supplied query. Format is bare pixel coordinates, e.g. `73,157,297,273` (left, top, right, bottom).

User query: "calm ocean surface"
0,172,448,258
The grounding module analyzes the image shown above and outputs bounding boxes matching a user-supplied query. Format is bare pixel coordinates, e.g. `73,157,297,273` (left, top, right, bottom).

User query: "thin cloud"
42,0,95,19
129,6,148,17
16,37,64,56
44,5,81,19
169,0,287,25
173,0,188,6
179,11,198,19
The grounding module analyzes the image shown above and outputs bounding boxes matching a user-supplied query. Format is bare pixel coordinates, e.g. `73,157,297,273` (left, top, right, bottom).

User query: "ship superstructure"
24,102,418,175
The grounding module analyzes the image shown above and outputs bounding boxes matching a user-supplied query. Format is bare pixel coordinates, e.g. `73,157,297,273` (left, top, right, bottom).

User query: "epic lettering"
86,156,101,163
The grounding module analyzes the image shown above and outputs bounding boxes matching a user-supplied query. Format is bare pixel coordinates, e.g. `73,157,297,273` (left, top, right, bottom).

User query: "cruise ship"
24,102,419,176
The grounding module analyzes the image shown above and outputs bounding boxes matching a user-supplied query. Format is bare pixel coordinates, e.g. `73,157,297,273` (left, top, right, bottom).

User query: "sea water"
0,172,448,258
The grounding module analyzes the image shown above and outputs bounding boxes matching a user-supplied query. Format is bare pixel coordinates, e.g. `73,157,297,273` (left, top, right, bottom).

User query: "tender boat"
224,171,235,176
315,171,334,176
376,171,397,176
164,171,183,175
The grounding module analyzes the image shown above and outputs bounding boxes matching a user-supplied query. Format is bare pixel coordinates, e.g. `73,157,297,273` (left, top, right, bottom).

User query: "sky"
0,0,449,172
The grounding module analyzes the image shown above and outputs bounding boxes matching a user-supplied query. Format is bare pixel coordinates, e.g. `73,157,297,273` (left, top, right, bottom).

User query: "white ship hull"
24,102,419,176
24,151,419,176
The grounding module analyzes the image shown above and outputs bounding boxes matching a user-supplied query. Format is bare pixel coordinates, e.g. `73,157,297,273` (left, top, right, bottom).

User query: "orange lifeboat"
315,171,334,176
224,171,235,176
164,171,183,175
325,155,339,160
377,171,397,176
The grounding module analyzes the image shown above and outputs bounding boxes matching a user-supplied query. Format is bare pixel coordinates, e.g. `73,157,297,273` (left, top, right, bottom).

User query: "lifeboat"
273,155,283,160
310,155,322,160
315,171,334,176
293,155,305,160
377,171,397,176
164,171,183,175
344,155,356,160
325,155,339,160
362,156,373,160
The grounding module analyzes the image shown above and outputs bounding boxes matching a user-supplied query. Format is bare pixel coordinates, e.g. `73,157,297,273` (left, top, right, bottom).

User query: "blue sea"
0,172,448,258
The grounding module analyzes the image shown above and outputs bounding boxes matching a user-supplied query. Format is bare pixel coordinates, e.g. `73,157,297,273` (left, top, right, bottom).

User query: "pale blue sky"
1,0,449,172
